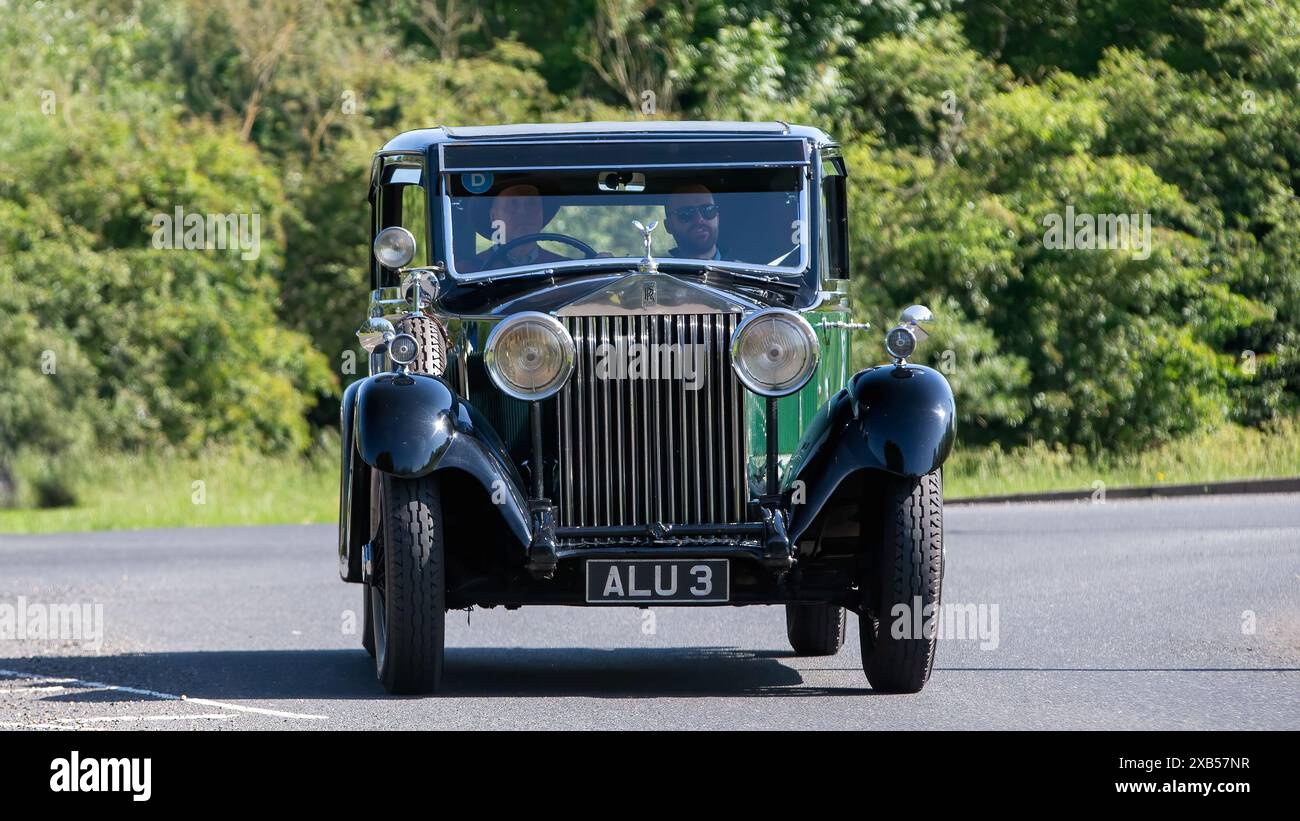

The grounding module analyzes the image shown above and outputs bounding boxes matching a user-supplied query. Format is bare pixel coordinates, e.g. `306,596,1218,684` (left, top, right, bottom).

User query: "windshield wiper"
459,259,803,293
460,258,636,286
655,261,803,292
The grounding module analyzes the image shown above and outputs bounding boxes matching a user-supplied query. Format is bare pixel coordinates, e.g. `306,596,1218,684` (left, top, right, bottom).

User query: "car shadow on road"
3,646,879,702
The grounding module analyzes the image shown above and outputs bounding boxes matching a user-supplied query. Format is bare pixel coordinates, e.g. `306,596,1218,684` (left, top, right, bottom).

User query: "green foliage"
0,439,339,532
839,11,1293,453
0,109,335,461
945,414,1300,500
2,0,1298,511
0,7,334,499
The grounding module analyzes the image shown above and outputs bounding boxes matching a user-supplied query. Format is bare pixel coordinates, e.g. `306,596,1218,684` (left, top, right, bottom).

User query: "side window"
400,183,429,268
821,159,849,279
375,161,427,286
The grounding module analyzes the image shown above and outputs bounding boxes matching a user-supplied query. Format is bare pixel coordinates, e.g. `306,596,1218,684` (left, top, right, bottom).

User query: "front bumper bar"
527,507,794,576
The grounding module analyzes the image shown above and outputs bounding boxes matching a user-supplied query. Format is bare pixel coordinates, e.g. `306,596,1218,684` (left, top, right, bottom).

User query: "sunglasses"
672,204,720,222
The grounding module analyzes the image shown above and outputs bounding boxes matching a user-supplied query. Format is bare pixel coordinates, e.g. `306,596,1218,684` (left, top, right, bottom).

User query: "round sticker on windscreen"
461,172,494,194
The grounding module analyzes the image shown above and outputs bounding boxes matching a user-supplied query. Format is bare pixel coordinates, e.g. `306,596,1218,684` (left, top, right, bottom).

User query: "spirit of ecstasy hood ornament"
632,219,658,273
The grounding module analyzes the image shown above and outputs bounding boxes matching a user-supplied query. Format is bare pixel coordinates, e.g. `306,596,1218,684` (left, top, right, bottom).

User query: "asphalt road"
1,494,1297,730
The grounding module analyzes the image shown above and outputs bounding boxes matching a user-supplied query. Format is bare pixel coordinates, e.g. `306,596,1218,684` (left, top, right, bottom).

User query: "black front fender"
354,372,457,477
338,378,370,582
785,364,956,543
339,372,532,583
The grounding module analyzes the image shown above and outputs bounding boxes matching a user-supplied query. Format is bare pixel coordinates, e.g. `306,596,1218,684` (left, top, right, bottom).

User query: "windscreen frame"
438,154,814,283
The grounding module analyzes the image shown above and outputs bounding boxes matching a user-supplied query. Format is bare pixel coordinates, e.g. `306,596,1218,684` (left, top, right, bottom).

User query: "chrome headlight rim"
729,307,820,398
373,226,417,270
483,311,576,402
388,332,419,366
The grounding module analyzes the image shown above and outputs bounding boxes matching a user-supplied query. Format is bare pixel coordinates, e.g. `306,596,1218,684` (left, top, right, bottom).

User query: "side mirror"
356,317,396,353
884,304,933,365
899,304,933,341
401,270,440,310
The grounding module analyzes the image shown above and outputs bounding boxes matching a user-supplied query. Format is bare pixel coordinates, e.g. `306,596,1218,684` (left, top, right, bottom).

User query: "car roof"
380,121,835,152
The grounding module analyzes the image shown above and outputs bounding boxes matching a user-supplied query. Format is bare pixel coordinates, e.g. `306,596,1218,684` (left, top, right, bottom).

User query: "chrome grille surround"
556,313,749,534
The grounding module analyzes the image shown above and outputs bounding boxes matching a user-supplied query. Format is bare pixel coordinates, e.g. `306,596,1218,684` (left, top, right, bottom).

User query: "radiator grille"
556,314,748,528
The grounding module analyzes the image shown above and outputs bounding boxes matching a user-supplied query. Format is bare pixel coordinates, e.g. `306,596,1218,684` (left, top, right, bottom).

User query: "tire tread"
378,474,445,694
785,604,847,656
395,314,449,376
861,470,944,693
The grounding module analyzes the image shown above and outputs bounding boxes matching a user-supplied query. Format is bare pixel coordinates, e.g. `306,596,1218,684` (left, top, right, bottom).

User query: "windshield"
443,166,807,278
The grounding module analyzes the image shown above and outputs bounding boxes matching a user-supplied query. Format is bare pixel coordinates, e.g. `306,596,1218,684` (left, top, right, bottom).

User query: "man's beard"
676,224,716,256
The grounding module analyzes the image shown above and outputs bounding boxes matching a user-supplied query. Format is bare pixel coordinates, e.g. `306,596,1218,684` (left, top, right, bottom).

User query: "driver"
476,183,571,270
663,184,723,260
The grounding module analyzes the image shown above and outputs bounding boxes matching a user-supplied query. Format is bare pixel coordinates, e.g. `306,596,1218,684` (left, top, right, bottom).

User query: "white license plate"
585,559,730,604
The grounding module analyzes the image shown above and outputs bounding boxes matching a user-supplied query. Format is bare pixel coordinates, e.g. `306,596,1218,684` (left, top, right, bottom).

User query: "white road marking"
56,713,235,724
0,668,328,721
0,721,96,730
0,714,233,727
0,685,72,693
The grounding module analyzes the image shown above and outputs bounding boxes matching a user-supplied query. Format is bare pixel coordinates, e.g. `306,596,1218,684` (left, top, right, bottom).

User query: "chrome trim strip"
704,314,716,522
444,161,809,172
732,312,745,517
678,314,689,523
600,315,612,528
641,314,652,524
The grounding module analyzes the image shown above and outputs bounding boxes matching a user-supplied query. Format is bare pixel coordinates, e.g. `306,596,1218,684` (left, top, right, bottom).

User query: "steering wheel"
482,232,598,269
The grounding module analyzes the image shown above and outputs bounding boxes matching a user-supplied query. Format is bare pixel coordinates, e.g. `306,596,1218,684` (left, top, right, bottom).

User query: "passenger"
663,184,723,261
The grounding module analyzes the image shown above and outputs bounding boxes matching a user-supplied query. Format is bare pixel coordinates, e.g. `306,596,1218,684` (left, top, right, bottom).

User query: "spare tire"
394,314,449,376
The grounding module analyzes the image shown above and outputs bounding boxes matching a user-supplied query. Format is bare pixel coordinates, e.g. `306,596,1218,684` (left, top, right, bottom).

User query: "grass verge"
0,440,338,535
1,419,1297,535
945,416,1300,499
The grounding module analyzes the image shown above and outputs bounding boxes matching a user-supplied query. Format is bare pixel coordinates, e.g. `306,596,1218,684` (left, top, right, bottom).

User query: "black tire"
859,470,944,693
361,470,380,658
395,314,448,376
369,473,446,694
361,584,376,658
785,604,847,656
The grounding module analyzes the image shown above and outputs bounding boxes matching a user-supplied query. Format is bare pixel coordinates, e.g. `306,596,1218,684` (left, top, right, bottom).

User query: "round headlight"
388,333,419,366
373,226,416,269
730,308,819,397
484,312,575,401
885,326,917,361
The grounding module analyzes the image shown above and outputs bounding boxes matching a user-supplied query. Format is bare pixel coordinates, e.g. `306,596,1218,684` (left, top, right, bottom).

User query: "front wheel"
368,473,446,694
859,470,944,693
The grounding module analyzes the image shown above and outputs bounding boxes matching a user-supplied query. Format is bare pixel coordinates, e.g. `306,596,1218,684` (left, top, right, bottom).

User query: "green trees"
0,4,333,504
835,10,1296,452
1,0,1296,507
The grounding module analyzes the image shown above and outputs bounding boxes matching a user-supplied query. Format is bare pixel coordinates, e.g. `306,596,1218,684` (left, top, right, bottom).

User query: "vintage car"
339,121,955,694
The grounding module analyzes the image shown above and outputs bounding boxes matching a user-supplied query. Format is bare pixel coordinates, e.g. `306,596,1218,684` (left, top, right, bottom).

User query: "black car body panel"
338,377,368,582
784,364,956,544
340,371,532,581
